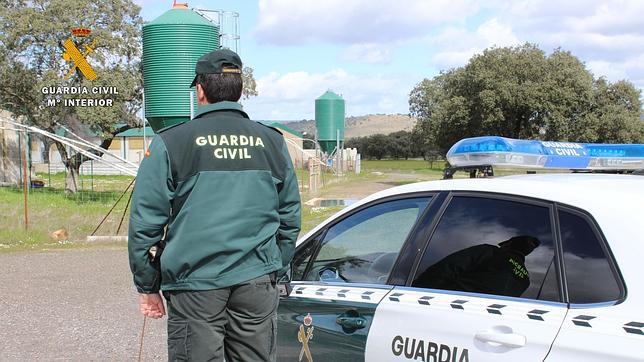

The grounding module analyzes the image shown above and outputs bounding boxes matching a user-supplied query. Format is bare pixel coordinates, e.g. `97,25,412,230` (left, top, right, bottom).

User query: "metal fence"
1,127,134,248
0,174,134,249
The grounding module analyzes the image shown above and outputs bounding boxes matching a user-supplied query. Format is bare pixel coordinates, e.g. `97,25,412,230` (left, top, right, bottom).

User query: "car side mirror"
319,266,345,283
277,282,292,297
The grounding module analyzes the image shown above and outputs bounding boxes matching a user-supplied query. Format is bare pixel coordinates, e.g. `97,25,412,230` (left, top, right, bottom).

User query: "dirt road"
316,171,435,199
0,247,167,361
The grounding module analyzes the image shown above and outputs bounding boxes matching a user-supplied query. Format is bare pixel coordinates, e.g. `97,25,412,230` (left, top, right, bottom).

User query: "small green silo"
143,4,219,131
315,90,345,153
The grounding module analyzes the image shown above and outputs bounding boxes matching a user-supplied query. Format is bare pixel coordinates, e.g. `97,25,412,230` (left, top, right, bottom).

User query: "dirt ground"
314,171,433,199
0,247,167,361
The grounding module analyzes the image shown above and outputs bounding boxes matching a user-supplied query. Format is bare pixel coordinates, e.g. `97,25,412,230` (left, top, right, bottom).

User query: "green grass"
0,174,134,251
361,159,447,173
35,172,135,193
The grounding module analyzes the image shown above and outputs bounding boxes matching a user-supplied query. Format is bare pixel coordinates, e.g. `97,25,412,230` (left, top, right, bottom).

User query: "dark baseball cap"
499,235,541,255
190,48,243,87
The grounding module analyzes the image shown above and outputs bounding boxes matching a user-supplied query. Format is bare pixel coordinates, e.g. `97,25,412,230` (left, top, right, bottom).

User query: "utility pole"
21,129,29,230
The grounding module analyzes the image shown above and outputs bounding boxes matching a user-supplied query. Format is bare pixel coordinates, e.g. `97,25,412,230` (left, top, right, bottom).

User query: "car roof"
373,173,643,204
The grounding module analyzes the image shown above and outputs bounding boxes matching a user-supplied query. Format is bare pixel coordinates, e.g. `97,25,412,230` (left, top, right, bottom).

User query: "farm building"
104,121,307,167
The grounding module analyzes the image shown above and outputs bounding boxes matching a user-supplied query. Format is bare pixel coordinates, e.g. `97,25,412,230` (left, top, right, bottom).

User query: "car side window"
297,197,431,284
559,209,622,304
412,196,560,302
291,240,317,281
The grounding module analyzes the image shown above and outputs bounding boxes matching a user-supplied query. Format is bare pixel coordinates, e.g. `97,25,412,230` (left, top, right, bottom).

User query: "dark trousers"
164,273,278,362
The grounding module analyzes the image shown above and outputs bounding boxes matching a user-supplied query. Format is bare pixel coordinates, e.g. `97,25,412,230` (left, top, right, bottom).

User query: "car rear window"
412,195,560,302
559,209,623,304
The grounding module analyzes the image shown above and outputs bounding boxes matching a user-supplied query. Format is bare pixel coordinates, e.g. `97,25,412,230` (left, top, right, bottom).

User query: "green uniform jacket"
128,102,301,293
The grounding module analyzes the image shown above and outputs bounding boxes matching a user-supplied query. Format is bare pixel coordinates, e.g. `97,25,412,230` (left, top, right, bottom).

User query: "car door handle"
474,330,526,348
336,311,367,331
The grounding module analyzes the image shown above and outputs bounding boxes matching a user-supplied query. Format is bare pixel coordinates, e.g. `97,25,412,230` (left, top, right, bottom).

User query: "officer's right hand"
138,292,166,319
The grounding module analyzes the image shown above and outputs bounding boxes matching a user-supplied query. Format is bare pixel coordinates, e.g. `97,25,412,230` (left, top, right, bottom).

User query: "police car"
276,137,644,362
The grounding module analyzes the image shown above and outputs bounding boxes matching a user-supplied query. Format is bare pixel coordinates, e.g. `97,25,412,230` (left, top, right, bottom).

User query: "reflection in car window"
559,210,621,304
302,197,430,284
412,196,560,301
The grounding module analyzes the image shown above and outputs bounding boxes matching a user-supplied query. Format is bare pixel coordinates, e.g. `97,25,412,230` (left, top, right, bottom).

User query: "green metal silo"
315,90,345,153
143,4,219,131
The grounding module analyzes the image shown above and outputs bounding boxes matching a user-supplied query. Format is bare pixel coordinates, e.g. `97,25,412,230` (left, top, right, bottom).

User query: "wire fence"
0,171,134,249
0,130,135,249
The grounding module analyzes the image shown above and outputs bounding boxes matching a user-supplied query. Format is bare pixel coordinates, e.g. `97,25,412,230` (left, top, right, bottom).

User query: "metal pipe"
17,126,22,186
3,118,137,176
21,130,28,230
5,118,137,175
53,121,138,168
190,90,195,119
143,91,148,155
336,129,340,177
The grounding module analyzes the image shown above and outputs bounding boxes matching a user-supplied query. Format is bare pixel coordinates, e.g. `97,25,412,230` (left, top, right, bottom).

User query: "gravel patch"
0,246,167,361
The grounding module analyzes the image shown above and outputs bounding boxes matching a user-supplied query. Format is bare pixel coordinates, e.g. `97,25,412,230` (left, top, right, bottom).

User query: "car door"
277,196,433,362
546,207,633,361
366,193,568,361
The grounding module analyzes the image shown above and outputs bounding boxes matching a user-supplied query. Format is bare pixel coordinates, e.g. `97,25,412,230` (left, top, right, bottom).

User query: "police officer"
414,235,540,297
128,48,301,361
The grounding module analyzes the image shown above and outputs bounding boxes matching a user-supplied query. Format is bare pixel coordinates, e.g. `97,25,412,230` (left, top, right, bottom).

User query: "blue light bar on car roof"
447,136,644,170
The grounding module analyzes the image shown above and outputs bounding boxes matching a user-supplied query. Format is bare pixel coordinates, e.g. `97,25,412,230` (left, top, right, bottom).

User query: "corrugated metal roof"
115,127,156,138
256,121,304,138
269,123,304,138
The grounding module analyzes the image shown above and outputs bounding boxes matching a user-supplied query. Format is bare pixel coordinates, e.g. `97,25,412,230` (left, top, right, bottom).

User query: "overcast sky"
134,0,644,121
